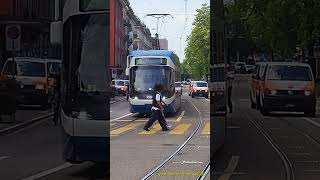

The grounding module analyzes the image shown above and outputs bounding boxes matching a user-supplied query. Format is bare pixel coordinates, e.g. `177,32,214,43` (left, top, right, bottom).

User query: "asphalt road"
0,88,210,180
110,87,210,180
213,75,320,180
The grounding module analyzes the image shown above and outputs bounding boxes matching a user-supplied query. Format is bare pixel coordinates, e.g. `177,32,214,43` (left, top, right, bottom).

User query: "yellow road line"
110,123,142,135
169,124,192,135
218,156,240,180
138,124,162,135
202,123,210,135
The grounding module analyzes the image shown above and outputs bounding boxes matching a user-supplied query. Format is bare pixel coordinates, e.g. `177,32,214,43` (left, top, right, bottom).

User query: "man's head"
154,84,164,92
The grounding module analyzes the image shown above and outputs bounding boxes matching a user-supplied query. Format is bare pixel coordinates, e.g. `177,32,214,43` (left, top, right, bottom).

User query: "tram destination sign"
135,58,167,65
80,0,109,12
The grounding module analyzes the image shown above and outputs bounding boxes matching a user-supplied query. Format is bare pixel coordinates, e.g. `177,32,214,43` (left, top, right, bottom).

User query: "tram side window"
62,13,110,120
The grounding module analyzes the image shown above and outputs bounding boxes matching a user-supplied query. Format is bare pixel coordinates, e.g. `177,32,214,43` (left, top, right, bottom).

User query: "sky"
129,0,210,62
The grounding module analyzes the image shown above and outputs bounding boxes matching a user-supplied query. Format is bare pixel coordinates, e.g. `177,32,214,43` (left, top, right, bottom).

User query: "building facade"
159,39,168,50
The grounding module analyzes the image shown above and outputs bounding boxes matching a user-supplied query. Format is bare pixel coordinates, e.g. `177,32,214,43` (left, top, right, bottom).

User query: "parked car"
210,64,227,114
175,82,183,95
188,81,208,98
1,57,61,108
111,79,127,96
244,64,255,74
258,62,316,116
234,62,246,73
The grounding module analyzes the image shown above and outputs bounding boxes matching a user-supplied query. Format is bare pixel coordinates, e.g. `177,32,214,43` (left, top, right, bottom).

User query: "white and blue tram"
126,50,182,114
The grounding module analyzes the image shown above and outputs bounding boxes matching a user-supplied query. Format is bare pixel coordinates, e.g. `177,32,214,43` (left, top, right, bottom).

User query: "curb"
0,112,54,136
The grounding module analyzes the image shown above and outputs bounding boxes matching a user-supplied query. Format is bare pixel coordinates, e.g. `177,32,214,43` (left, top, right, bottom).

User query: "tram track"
237,103,295,180
139,97,209,180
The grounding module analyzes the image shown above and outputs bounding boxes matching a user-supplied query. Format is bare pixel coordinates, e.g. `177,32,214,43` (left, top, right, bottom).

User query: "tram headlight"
134,96,138,99
163,96,166,100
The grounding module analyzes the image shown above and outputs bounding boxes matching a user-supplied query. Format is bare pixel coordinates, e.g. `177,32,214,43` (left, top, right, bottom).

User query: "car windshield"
195,82,207,87
16,61,46,77
115,81,124,86
267,65,312,81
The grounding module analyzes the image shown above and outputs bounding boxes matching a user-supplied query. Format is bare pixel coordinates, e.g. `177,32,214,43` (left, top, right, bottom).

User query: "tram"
126,50,181,114
50,0,109,163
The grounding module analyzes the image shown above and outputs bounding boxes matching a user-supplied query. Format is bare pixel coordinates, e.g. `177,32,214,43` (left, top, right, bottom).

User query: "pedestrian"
143,84,170,131
227,71,234,113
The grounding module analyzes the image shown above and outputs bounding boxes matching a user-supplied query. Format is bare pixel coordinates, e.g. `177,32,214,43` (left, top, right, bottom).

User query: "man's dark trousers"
144,110,168,130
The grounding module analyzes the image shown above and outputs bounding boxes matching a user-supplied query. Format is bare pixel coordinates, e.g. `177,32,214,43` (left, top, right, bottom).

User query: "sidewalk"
0,108,52,134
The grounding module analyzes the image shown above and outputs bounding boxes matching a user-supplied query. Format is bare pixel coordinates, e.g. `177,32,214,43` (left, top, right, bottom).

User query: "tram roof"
129,50,176,58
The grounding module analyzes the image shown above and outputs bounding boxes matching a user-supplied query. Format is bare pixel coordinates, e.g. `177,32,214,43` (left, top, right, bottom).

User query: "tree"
184,4,210,79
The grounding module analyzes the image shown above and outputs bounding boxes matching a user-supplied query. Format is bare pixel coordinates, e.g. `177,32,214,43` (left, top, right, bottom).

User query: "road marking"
202,123,210,135
169,124,192,135
176,111,185,122
110,123,142,135
21,163,72,180
197,146,210,150
289,153,311,156
288,146,304,149
112,118,179,122
110,113,133,122
227,126,240,129
218,156,240,180
205,99,210,102
296,161,320,163
302,117,320,128
304,170,320,172
172,160,203,165
0,156,9,161
138,124,162,135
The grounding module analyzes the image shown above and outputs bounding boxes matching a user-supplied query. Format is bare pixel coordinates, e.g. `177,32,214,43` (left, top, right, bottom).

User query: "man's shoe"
144,128,150,131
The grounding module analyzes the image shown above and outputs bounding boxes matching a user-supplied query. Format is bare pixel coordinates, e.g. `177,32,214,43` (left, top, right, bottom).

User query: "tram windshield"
130,66,175,98
62,13,110,120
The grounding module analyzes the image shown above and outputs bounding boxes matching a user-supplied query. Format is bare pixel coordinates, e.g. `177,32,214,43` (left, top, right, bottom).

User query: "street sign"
6,25,21,51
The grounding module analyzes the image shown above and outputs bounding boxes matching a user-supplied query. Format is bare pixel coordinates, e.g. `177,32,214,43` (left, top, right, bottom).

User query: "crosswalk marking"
110,123,142,135
138,124,162,135
169,124,192,135
202,123,210,134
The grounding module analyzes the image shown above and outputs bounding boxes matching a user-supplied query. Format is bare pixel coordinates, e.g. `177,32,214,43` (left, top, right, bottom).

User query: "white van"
1,57,61,108
259,62,316,116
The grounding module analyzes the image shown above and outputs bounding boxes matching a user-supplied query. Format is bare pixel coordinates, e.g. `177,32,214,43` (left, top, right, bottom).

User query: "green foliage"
225,0,320,59
183,4,210,79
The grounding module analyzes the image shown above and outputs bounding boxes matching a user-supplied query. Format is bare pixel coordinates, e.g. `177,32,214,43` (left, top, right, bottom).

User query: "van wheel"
305,109,316,117
250,93,256,109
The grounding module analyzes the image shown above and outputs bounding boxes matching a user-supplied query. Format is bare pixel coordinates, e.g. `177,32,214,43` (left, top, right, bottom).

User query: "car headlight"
35,84,45,90
163,96,166,100
270,90,277,95
305,90,312,96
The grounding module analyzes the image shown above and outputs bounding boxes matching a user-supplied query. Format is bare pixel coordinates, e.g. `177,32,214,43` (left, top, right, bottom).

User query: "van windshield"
115,81,124,86
195,82,207,87
267,65,312,81
16,61,46,77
